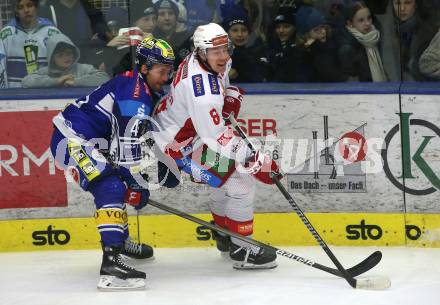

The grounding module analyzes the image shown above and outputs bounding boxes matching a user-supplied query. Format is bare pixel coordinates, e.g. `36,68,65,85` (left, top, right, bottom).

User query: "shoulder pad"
47,27,61,36
0,27,13,40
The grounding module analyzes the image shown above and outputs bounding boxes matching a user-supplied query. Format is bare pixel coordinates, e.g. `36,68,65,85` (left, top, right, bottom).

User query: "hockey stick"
136,210,141,243
228,114,390,290
147,199,381,279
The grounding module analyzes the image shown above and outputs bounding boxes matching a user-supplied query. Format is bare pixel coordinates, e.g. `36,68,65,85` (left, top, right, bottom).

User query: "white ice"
0,246,438,305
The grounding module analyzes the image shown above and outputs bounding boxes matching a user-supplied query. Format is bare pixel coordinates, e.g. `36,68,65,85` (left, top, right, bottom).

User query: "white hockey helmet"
193,23,233,56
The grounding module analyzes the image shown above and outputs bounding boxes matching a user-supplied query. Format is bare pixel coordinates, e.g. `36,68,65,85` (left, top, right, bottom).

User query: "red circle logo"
67,166,80,184
338,131,367,163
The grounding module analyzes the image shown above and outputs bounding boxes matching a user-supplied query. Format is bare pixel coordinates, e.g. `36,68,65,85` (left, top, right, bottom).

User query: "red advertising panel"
0,111,67,208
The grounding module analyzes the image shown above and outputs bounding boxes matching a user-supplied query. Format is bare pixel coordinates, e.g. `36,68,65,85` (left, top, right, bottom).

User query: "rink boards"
0,88,439,251
0,212,439,252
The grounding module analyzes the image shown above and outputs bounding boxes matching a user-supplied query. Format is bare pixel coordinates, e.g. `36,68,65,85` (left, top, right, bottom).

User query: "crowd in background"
1,0,440,89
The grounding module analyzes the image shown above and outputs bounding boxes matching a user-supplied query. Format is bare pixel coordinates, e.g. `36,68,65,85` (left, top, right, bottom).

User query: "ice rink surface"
1,246,439,305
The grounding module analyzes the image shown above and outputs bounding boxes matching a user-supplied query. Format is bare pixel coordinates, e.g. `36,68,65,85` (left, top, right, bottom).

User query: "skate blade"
220,251,231,260
121,255,155,262
232,260,278,270
97,275,146,291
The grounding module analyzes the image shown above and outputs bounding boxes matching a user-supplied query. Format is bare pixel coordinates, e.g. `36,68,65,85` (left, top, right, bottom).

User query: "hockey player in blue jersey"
50,36,176,291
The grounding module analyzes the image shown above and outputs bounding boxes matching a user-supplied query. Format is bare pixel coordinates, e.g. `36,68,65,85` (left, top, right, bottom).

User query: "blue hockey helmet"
135,36,175,70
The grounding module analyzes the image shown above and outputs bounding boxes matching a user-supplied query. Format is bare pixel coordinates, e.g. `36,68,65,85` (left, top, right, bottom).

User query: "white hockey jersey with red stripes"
151,52,251,163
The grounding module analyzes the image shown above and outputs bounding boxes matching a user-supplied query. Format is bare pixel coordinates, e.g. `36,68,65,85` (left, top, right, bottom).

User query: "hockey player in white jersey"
151,23,281,269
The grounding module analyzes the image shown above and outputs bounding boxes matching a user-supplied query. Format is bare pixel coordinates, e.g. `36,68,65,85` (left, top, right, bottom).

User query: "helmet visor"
206,44,233,58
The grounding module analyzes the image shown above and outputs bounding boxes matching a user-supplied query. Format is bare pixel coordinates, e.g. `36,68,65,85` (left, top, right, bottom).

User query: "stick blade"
347,250,382,277
355,276,391,290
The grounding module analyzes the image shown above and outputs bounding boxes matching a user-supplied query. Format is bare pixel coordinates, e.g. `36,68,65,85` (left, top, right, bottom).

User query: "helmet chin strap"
138,65,152,90
138,64,172,92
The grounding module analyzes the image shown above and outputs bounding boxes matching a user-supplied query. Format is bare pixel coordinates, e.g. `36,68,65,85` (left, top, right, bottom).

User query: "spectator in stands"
296,5,345,82
222,0,289,37
105,6,129,38
175,0,188,33
419,28,440,80
97,1,156,77
221,1,266,46
258,0,281,43
22,32,109,87
314,1,346,30
129,0,157,34
219,0,242,20
338,1,388,82
153,0,191,69
223,11,268,82
241,0,308,44
266,6,314,82
39,0,110,65
241,1,263,38
0,0,61,88
185,0,221,32
390,0,436,80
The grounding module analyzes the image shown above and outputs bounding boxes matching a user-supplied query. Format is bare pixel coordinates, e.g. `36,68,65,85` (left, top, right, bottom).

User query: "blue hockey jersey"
53,70,164,170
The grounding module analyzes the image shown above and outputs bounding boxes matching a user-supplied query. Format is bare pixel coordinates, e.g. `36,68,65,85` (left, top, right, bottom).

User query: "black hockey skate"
121,237,154,260
98,245,146,291
210,221,231,258
229,242,278,270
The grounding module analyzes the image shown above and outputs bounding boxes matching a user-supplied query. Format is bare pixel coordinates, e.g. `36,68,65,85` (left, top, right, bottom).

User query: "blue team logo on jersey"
117,100,151,117
208,74,220,95
192,74,205,97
